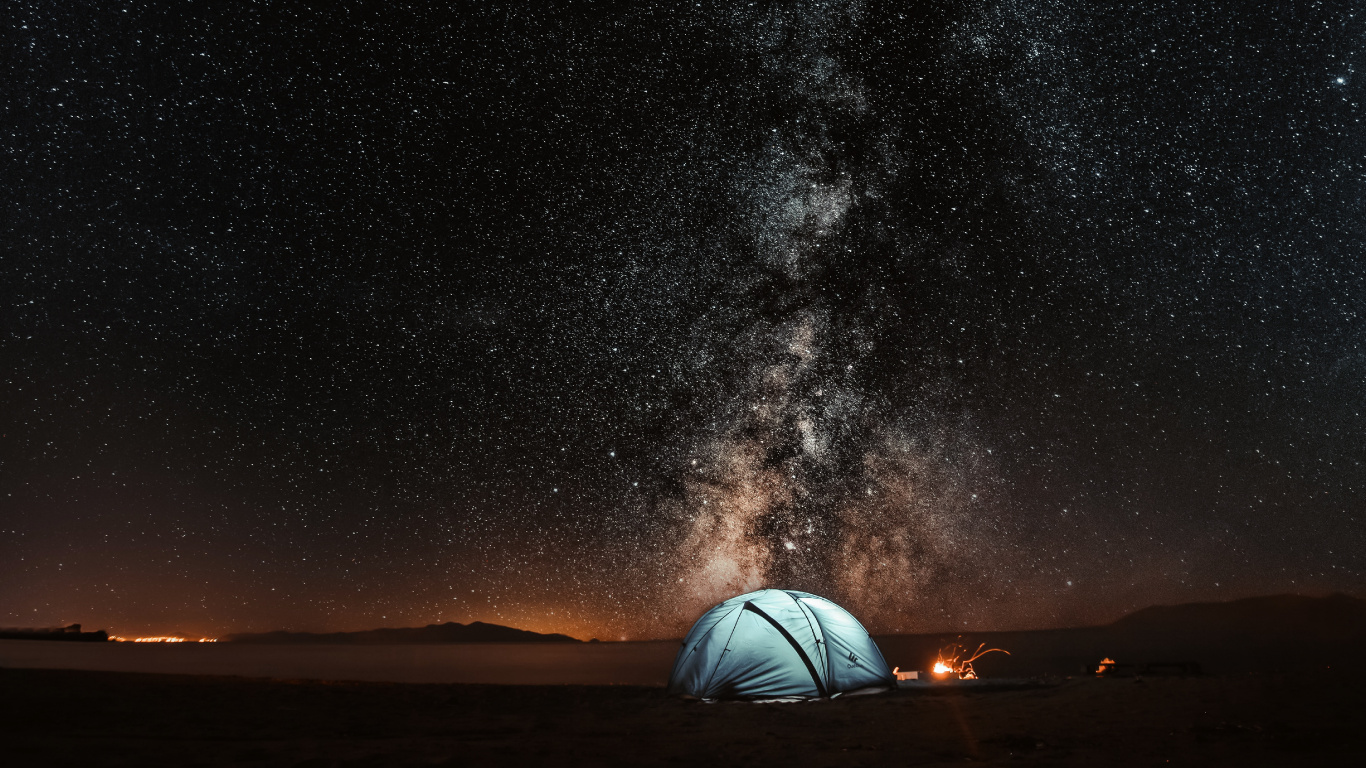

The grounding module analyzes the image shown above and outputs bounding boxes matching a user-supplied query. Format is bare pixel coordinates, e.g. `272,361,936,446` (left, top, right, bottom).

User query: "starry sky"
4,0,1365,640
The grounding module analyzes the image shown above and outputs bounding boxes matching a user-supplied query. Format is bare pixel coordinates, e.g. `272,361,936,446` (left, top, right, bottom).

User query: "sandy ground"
4,666,1363,767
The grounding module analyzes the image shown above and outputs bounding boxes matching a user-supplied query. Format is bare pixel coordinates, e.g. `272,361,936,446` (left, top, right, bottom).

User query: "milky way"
3,1,1364,639
664,1,998,628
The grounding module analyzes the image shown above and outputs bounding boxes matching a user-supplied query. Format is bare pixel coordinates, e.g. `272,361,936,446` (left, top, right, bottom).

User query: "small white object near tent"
667,589,895,700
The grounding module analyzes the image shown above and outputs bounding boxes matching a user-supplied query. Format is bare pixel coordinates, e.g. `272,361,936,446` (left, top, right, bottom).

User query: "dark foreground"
4,668,1365,767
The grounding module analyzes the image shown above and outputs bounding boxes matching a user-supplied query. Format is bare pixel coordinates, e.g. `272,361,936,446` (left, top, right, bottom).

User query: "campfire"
931,643,1010,680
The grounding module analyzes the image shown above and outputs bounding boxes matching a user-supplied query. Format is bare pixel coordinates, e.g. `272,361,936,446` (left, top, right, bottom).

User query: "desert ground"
4,665,1364,767
7,596,1364,765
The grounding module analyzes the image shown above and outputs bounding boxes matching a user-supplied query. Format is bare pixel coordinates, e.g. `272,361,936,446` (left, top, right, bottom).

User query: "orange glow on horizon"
109,636,217,643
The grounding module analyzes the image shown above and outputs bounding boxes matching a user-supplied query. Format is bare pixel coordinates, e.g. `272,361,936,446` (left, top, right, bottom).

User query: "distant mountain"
222,621,580,645
1108,592,1366,641
874,593,1366,676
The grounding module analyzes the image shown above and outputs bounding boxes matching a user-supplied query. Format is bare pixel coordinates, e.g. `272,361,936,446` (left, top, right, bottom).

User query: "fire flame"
932,643,1009,680
1096,657,1116,675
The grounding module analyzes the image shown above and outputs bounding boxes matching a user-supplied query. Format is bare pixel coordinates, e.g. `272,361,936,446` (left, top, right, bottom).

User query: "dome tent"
667,589,895,700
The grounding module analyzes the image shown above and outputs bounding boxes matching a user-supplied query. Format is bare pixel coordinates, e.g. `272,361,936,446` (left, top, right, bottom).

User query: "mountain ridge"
872,592,1366,676
222,620,580,645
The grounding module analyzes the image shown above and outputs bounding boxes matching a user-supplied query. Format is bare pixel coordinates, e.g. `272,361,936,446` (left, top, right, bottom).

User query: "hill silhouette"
1109,592,1366,641
222,621,579,645
875,593,1366,676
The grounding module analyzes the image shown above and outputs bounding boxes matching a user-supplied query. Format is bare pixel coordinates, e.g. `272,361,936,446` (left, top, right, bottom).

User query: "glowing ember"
932,643,1010,679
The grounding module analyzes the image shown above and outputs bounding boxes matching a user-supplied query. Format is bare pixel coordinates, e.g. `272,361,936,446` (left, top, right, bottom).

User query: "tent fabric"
666,589,895,700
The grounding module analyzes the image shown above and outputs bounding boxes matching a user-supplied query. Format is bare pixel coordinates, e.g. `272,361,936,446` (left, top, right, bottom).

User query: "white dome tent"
667,589,895,700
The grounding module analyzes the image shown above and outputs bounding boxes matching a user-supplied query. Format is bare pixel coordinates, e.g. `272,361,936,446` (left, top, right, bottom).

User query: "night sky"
4,1,1365,641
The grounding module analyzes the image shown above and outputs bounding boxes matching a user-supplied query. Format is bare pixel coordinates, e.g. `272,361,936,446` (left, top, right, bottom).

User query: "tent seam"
784,591,827,682
669,603,743,693
699,604,746,698
687,603,743,653
742,602,828,698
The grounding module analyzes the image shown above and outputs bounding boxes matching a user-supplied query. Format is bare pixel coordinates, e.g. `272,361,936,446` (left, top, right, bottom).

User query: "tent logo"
848,652,859,664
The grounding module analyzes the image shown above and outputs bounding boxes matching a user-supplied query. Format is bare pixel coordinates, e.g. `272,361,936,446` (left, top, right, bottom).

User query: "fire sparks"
932,643,1010,679
108,636,217,643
